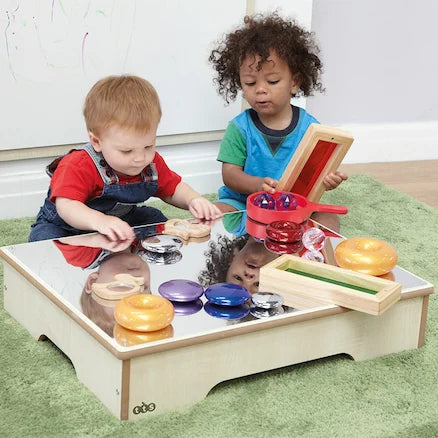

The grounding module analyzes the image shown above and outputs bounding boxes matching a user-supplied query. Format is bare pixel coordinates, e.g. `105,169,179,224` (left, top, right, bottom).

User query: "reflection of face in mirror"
226,237,278,293
198,234,279,293
80,251,151,336
86,252,151,293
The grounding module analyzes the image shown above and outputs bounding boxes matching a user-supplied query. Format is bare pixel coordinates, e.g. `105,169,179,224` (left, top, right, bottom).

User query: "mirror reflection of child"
29,75,221,243
198,234,279,294
54,223,162,269
53,232,152,336
80,250,152,337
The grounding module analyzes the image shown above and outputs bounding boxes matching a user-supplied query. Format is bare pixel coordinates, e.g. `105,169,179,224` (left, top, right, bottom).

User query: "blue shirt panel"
218,107,318,210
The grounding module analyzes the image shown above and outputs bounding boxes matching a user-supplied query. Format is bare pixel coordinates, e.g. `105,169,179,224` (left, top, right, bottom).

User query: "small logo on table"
133,402,156,414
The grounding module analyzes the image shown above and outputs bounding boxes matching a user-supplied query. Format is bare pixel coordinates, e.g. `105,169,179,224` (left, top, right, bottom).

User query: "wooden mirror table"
0,212,433,420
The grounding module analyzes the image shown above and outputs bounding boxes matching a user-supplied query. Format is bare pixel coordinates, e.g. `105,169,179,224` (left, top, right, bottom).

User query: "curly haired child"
198,233,278,293
209,13,347,231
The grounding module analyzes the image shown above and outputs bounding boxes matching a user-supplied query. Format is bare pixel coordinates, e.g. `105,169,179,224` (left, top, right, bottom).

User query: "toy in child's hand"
253,193,276,209
247,191,348,225
275,193,298,211
334,237,398,276
91,274,144,300
114,294,174,332
164,219,211,240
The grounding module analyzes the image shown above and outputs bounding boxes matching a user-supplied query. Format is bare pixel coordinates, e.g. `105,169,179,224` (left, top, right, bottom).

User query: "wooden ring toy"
113,323,174,347
164,219,211,240
334,237,398,276
90,292,119,308
114,294,174,332
266,221,304,242
91,274,144,300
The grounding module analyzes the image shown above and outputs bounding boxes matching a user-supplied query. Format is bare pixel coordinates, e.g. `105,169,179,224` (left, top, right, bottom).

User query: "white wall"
2,1,437,220
0,0,314,220
0,141,223,219
0,0,244,150
307,0,438,163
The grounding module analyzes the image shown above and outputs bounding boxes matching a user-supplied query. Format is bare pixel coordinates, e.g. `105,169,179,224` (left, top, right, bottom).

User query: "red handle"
306,201,348,215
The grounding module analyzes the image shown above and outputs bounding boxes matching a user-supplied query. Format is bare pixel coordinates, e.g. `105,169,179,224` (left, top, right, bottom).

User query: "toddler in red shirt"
29,75,221,242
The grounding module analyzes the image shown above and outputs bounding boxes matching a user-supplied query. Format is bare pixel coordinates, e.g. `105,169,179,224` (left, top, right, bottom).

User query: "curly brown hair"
209,12,324,103
198,234,249,287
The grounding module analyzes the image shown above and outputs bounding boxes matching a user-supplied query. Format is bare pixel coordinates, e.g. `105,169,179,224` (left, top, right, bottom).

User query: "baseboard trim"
0,141,223,219
341,121,438,163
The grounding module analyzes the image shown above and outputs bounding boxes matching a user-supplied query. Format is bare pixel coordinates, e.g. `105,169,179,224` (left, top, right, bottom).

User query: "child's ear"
88,131,102,152
85,272,100,294
291,75,302,95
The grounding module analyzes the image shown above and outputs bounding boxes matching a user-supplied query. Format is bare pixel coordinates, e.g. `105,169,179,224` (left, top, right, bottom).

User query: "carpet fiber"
0,175,437,438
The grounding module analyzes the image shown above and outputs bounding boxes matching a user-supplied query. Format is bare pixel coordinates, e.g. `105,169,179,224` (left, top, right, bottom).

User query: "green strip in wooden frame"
285,268,378,295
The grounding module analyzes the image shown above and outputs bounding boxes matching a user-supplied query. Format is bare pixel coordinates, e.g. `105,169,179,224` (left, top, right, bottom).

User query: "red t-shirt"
54,241,103,268
54,223,166,268
50,150,181,203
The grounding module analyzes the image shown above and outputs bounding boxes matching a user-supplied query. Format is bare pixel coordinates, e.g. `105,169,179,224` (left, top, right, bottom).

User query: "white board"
0,0,246,150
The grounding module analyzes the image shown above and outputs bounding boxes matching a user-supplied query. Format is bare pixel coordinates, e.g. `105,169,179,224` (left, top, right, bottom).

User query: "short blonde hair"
83,75,162,137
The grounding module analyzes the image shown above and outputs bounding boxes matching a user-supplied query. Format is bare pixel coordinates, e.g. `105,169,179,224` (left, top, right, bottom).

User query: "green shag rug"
1,175,437,438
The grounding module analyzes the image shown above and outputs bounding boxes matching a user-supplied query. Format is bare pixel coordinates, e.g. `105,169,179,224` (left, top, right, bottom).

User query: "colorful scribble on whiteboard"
1,0,137,83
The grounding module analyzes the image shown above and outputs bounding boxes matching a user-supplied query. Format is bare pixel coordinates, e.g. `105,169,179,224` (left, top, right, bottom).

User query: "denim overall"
29,143,168,242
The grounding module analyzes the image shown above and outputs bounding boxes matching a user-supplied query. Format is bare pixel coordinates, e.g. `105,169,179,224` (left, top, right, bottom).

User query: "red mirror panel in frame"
277,124,354,202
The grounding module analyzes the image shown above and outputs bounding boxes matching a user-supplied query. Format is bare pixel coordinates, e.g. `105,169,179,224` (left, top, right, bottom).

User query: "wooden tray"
259,254,401,315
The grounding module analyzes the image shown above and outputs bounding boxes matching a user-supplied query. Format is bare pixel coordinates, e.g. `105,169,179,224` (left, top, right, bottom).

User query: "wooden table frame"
1,247,433,421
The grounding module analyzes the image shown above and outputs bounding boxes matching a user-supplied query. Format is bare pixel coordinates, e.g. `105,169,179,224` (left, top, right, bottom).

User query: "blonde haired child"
30,75,221,242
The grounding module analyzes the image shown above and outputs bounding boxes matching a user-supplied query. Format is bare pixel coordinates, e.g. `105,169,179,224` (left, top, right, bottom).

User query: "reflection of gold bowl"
113,324,174,346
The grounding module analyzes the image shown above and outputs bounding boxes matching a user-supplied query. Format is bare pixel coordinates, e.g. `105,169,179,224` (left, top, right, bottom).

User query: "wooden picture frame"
277,124,354,202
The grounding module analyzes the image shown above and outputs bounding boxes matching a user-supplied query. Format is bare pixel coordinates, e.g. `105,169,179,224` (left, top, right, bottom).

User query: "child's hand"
59,233,134,252
260,177,278,194
95,215,135,241
96,235,135,252
323,171,348,190
188,197,223,220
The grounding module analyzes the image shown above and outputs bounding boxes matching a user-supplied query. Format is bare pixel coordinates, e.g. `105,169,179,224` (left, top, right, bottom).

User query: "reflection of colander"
247,191,348,225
